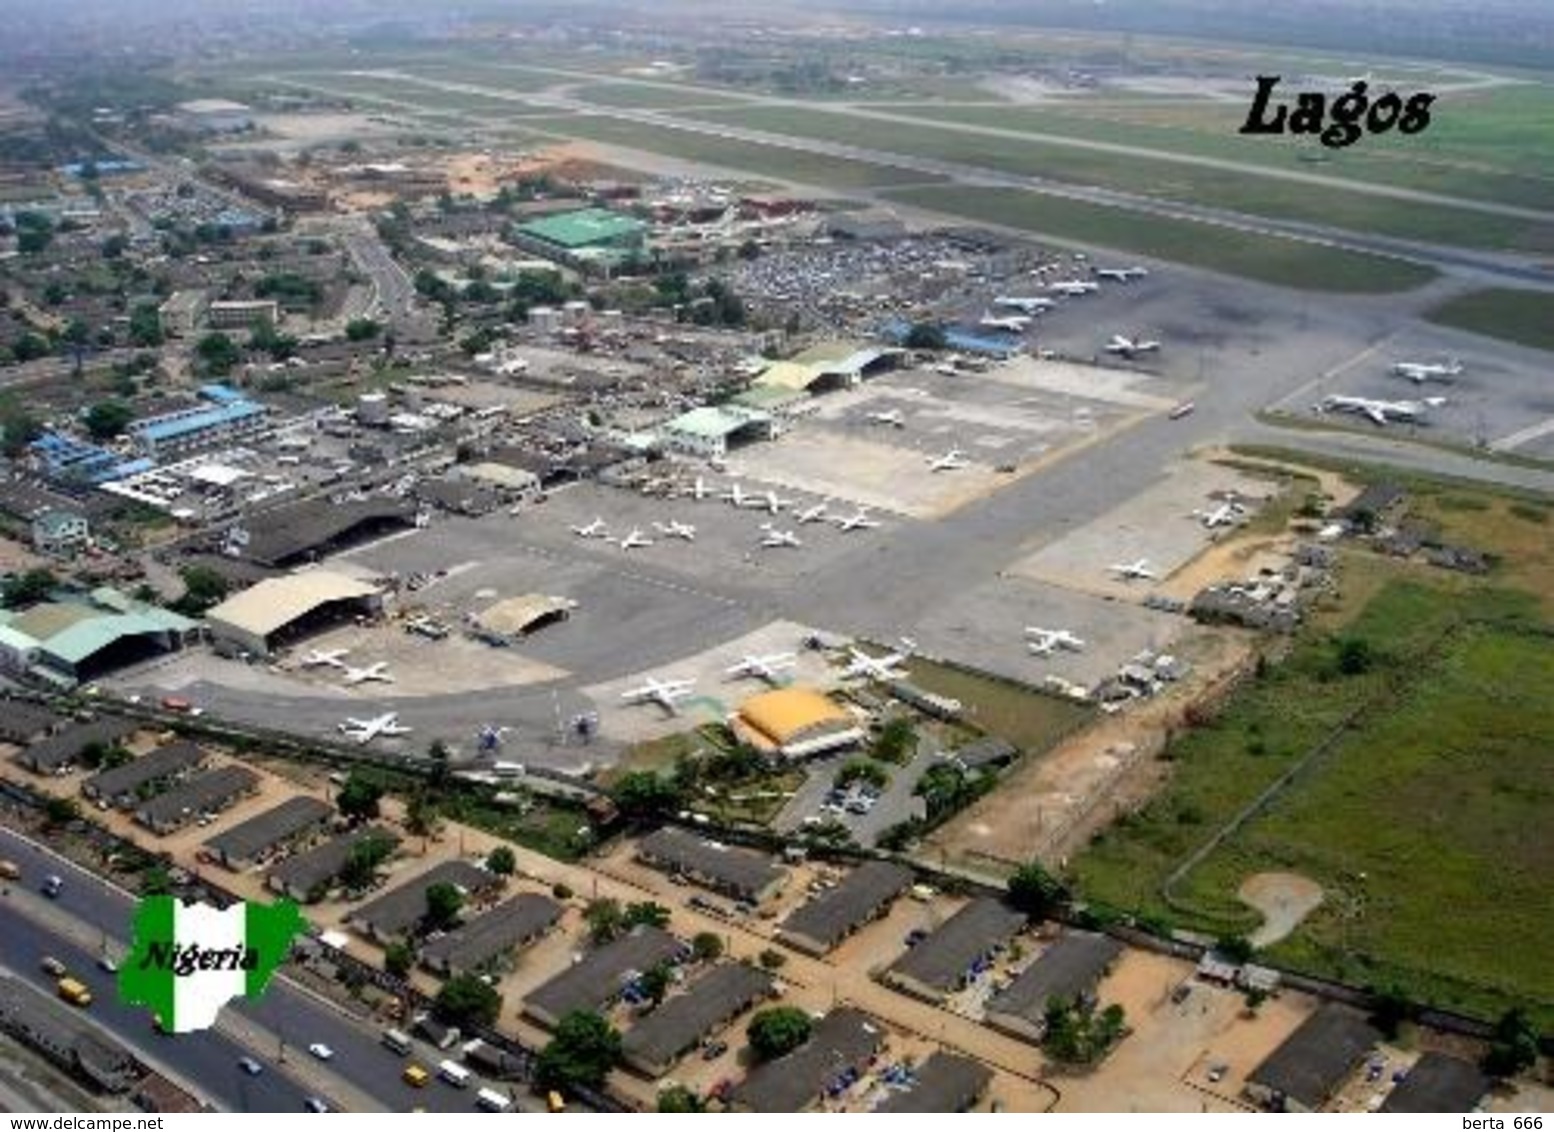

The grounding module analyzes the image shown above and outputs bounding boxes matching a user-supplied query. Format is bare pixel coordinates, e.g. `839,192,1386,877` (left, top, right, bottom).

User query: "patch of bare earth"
1239,872,1325,948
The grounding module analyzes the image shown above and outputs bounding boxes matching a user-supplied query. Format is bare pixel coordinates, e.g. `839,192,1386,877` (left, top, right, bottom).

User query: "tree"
248,318,297,361
747,1006,811,1061
657,1084,704,1112
426,740,452,789
335,773,383,822
872,717,917,763
384,940,414,978
345,318,381,342
435,972,502,1028
535,1010,622,1092
1007,860,1066,919
1482,1008,1539,1079
836,758,889,791
1369,986,1415,1040
10,334,51,363
904,322,947,350
692,932,724,963
44,796,80,827
405,789,441,839
914,763,975,819
1215,934,1256,965
100,234,128,259
1336,636,1374,676
339,832,395,892
611,771,684,822
1042,996,1128,1064
18,227,52,255
128,303,164,348
196,331,241,376
423,881,464,934
174,565,229,615
584,897,625,945
486,845,516,877
639,963,672,1007
2,568,56,608
624,901,670,930
141,864,174,896
757,948,787,970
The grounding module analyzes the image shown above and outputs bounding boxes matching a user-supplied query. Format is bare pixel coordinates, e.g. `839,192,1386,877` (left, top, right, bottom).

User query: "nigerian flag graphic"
119,896,306,1034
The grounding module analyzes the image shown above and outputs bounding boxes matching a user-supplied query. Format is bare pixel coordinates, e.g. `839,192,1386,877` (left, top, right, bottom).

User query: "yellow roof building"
732,686,865,760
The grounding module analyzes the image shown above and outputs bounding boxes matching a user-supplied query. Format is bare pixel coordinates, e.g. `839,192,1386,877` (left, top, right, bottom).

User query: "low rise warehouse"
1244,1005,1380,1112
777,861,913,956
267,826,399,903
13,716,135,775
419,894,563,976
206,571,384,659
80,741,206,808
872,1052,992,1113
524,925,683,1030
345,860,497,943
621,963,773,1078
134,765,259,835
0,589,196,689
983,931,1124,1043
731,1007,885,1113
636,828,785,904
204,795,334,869
1379,1053,1488,1114
731,686,864,761
882,897,1025,1003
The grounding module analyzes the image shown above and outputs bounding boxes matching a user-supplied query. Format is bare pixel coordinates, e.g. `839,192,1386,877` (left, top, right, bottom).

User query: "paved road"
0,826,518,1114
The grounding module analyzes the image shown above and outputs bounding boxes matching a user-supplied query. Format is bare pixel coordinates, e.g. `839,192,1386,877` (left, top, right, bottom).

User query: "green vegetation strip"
519,115,945,190
1078,578,1554,1026
1425,288,1554,354
884,185,1435,293
885,101,1554,214
686,105,1535,251
569,83,745,110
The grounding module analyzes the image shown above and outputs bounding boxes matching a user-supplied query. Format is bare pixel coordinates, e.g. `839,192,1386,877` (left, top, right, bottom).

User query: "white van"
437,1060,471,1088
382,1028,413,1055
476,1088,511,1112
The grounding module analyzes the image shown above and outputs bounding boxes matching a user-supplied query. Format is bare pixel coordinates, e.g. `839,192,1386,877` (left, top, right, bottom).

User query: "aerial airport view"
0,0,1549,1119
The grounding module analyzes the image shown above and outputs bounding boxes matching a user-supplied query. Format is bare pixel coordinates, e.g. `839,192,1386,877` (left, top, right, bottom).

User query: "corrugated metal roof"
44,608,194,665
663,405,772,439
516,208,645,249
207,571,380,638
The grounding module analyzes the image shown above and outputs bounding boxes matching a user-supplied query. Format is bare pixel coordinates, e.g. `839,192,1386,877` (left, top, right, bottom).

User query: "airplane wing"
1365,406,1387,425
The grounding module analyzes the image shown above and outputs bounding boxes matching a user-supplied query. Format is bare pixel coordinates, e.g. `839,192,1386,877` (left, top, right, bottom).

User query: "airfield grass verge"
1425,288,1554,354
689,105,1531,250
521,114,944,191
905,657,1094,755
883,185,1436,293
570,82,745,110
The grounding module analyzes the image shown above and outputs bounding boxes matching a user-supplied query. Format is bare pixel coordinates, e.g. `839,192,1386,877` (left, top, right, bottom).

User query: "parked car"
238,1057,263,1077
307,1043,334,1061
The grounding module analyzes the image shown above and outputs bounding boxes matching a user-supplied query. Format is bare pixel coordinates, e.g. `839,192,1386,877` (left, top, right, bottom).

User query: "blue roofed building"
128,387,270,459
28,433,120,484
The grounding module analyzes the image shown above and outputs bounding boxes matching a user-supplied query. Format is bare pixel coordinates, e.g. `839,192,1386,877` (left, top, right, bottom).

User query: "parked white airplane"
744,489,793,515
841,638,916,681
979,313,1031,333
572,517,609,539
758,525,802,548
1105,334,1161,357
866,409,905,427
1026,627,1087,655
834,507,881,532
619,528,654,550
794,502,831,524
1109,558,1157,581
1318,394,1445,426
993,295,1054,314
1392,359,1463,383
928,449,970,472
683,477,715,500
1050,280,1100,296
300,648,350,669
653,519,697,542
721,483,753,507
1094,266,1149,282
338,712,412,744
620,675,696,714
726,652,798,684
341,661,393,686
1193,501,1247,528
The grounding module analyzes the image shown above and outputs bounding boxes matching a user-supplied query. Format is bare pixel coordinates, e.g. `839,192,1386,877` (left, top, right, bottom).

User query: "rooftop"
778,861,913,954
241,497,418,567
346,859,495,940
81,740,205,801
15,716,136,773
207,571,381,639
636,828,784,902
621,963,772,1075
1380,1053,1488,1114
872,1052,992,1113
732,1007,883,1112
885,897,1025,995
268,826,398,897
419,894,562,973
525,926,683,1025
662,405,772,440
204,795,333,864
135,765,258,829
1247,1005,1380,1110
516,208,646,249
984,931,1123,1028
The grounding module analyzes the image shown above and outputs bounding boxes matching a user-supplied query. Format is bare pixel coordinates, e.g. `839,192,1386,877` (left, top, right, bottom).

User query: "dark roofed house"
80,740,205,807
243,497,418,568
622,964,773,1078
134,765,259,835
984,931,1124,1043
1245,1005,1380,1112
731,1007,884,1112
882,897,1025,1003
13,716,134,775
204,795,333,869
636,827,785,904
777,861,913,956
0,698,60,745
419,893,562,976
1381,1053,1488,1114
525,926,683,1029
872,1052,992,1113
267,825,399,903
345,860,498,943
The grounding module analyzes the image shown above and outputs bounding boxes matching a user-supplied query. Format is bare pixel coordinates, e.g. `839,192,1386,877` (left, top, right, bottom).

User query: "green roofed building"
511,208,646,274
0,588,197,689
660,405,775,459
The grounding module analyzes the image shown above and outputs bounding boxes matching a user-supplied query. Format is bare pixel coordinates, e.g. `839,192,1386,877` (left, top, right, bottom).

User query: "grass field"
884,184,1437,293
1425,288,1554,354
906,658,1094,754
685,104,1533,250
888,101,1554,214
521,114,944,190
279,71,541,117
570,82,746,110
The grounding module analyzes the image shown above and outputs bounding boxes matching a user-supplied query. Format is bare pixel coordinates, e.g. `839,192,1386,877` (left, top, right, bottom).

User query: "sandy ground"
926,626,1257,876
1240,872,1325,949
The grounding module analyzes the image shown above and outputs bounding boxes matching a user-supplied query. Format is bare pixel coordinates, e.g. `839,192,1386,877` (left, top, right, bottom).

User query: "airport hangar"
205,571,384,659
